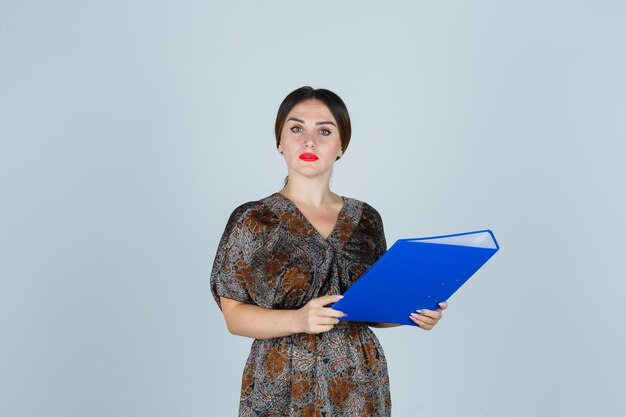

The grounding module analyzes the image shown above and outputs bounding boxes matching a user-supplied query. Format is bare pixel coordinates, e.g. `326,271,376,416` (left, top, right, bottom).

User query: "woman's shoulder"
223,193,281,234
343,195,383,221
224,199,258,223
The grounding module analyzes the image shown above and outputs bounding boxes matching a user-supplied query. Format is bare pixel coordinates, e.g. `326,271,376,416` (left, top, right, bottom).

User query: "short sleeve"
361,203,388,327
210,202,261,311
359,202,387,262
370,206,387,261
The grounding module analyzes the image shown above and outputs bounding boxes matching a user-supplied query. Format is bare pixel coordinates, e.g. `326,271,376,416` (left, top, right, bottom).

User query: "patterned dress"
210,192,391,416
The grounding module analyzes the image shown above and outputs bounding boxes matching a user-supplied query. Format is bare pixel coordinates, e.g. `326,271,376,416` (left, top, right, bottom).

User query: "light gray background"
1,1,625,416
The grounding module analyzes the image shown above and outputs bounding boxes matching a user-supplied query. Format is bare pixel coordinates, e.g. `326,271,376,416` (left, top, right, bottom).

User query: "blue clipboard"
331,229,500,326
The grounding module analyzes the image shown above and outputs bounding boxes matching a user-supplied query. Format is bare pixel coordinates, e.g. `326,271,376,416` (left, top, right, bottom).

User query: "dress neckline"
273,192,346,243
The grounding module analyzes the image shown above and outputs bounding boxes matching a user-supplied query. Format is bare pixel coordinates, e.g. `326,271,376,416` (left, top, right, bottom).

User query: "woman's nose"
303,132,316,147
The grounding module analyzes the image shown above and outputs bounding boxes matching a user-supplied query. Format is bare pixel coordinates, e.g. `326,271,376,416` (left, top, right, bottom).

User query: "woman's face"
278,99,343,180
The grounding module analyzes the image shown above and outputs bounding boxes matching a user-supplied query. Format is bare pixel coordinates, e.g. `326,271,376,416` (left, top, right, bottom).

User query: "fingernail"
342,313,348,317
335,295,344,300
416,309,424,314
410,313,418,318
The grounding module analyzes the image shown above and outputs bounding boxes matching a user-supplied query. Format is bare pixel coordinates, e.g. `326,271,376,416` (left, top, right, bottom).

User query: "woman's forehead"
287,99,335,122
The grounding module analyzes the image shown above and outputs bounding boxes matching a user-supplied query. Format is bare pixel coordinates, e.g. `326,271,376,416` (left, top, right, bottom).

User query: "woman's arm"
220,294,346,339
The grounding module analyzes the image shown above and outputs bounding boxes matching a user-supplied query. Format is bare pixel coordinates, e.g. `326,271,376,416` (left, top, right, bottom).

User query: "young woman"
210,86,448,416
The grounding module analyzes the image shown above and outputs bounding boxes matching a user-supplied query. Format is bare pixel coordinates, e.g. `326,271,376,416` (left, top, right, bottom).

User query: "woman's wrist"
286,308,301,335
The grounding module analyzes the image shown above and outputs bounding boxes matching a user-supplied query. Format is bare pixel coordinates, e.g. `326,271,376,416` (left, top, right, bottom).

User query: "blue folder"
331,229,500,326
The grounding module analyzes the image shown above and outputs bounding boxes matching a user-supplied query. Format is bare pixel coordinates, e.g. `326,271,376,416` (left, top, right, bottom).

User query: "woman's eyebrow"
287,117,337,127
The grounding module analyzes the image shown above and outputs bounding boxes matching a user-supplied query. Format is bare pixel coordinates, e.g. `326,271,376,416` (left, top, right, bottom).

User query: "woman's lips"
299,153,319,162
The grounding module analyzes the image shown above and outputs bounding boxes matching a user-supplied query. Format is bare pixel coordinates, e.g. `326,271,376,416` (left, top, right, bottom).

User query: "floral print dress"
210,192,391,416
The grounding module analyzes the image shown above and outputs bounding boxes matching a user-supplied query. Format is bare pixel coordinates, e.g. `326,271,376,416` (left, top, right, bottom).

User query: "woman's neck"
279,174,340,208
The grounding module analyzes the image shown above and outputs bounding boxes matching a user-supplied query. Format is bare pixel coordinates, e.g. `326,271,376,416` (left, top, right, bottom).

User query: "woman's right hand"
293,295,347,334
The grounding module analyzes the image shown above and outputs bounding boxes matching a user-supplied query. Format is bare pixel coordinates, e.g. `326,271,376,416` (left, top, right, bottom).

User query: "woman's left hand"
409,301,448,330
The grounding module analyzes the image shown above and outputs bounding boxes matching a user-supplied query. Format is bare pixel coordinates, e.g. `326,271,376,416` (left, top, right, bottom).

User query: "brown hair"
274,86,352,161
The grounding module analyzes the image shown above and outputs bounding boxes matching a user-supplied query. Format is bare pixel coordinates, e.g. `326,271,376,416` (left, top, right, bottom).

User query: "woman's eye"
290,126,331,135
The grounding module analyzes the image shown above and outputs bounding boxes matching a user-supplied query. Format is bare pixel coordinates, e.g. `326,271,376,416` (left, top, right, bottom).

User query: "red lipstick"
299,153,319,162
